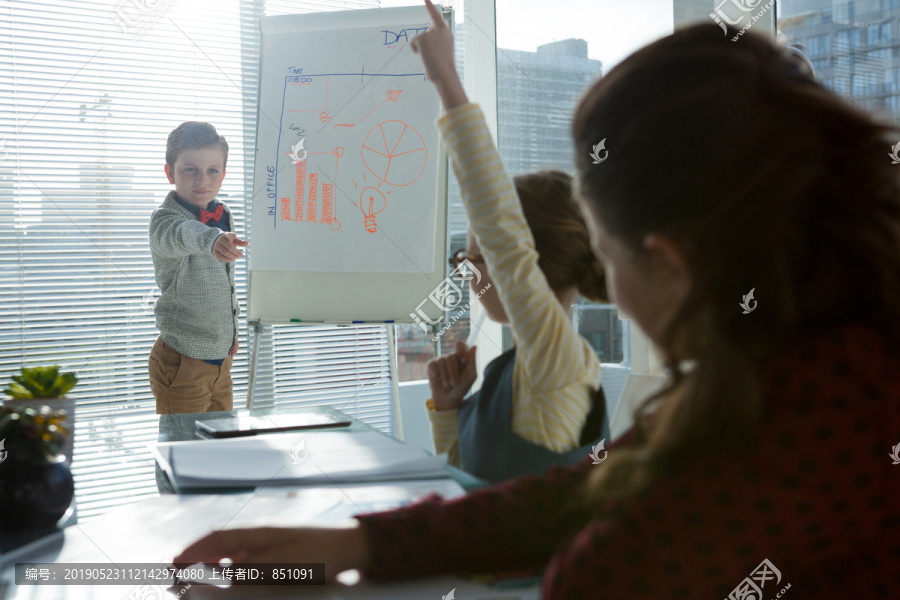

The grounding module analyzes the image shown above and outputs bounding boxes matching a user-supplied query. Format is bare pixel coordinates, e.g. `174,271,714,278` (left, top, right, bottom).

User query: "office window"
852,72,880,95
782,0,900,121
836,28,860,51
868,23,880,43
834,53,855,67
891,66,900,94
867,21,892,44
835,2,856,22
808,33,831,56
394,0,655,383
494,1,648,371
888,94,900,112
0,0,412,521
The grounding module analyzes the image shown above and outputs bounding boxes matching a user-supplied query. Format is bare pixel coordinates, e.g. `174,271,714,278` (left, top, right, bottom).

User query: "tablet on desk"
195,413,352,438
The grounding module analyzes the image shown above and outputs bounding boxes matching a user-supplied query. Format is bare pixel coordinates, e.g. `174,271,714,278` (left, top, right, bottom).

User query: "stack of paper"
152,430,448,491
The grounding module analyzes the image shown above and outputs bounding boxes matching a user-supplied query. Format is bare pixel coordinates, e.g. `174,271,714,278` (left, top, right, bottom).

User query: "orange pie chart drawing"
361,120,427,187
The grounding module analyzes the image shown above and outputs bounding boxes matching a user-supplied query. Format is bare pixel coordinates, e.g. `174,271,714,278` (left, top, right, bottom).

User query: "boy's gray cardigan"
149,191,240,360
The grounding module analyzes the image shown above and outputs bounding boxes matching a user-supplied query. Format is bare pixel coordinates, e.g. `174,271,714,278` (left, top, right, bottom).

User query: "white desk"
0,482,538,600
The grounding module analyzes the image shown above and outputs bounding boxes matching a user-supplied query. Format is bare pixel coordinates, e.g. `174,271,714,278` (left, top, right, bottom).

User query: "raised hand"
427,340,478,411
410,0,469,110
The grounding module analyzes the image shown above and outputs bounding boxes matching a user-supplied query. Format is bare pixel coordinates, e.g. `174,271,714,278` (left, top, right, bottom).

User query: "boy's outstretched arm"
149,208,245,260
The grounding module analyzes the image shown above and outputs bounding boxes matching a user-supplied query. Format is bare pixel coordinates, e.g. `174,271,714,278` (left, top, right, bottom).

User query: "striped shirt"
427,103,602,467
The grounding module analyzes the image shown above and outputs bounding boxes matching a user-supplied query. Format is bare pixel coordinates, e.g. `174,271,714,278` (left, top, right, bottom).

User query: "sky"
379,0,675,71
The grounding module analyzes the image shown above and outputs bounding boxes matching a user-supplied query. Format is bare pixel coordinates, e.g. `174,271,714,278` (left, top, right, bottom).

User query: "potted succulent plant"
2,366,77,463
0,404,74,533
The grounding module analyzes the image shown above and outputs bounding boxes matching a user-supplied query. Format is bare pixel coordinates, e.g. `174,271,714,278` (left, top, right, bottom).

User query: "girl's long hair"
570,23,900,506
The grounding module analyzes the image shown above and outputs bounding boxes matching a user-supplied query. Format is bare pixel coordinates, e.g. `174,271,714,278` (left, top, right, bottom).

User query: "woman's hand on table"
172,520,371,581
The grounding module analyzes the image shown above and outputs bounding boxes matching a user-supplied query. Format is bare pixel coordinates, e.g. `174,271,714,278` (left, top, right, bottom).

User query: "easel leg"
246,322,263,410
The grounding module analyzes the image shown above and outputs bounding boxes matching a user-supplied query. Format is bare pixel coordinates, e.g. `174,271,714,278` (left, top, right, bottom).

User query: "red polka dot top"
356,323,900,598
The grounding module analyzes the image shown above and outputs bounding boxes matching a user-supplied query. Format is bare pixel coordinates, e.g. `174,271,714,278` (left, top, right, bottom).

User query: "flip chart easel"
245,6,453,415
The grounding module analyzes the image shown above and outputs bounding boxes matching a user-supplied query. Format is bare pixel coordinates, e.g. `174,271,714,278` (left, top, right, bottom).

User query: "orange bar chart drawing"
295,160,305,220
277,143,343,230
322,183,333,224
308,173,317,223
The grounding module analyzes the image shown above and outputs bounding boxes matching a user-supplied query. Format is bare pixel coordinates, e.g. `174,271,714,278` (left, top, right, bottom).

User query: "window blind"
0,0,384,521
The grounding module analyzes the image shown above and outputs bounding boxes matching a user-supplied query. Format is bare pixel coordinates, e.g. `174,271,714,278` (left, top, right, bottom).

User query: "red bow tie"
199,204,224,224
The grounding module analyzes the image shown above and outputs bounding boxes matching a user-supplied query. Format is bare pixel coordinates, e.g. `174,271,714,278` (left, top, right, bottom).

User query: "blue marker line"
273,75,290,230
283,72,425,79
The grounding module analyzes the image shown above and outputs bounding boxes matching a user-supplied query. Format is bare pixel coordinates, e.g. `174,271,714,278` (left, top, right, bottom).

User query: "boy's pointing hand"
213,232,249,263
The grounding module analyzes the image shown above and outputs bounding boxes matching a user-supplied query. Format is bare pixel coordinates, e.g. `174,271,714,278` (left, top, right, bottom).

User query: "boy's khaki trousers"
148,337,234,414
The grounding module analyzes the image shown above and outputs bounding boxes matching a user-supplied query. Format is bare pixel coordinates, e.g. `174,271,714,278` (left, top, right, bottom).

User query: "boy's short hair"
166,121,229,168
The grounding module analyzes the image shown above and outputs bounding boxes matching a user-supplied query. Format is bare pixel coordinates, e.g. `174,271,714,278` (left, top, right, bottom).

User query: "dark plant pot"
0,455,74,533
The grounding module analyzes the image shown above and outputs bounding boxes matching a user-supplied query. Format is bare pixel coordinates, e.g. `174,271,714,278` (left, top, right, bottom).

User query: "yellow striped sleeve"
437,103,602,453
426,399,462,467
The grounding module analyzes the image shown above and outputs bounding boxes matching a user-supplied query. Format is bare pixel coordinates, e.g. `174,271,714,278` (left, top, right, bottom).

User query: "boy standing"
148,121,248,414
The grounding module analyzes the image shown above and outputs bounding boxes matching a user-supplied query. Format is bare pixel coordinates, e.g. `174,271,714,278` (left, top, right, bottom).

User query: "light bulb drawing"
359,187,387,233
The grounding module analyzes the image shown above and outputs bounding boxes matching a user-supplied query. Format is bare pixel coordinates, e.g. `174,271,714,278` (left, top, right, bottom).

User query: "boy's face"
165,146,226,208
